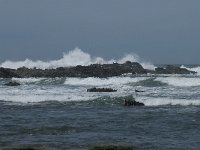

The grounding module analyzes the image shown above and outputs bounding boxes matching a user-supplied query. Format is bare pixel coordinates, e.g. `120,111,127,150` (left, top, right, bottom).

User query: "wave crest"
155,77,200,87
181,65,200,75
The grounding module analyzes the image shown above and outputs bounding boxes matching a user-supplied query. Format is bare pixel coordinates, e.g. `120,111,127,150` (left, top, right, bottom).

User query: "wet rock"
0,62,146,78
154,65,196,74
4,81,20,86
87,87,117,92
135,89,145,93
0,67,19,78
0,62,196,78
124,95,144,106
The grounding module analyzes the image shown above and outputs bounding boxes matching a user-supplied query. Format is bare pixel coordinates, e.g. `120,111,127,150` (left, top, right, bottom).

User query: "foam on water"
0,48,155,70
0,86,95,103
139,97,200,106
1,76,200,106
155,77,200,87
1,91,200,106
64,77,148,86
11,77,44,84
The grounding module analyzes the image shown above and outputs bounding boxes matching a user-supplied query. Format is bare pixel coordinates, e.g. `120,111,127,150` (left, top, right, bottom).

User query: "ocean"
0,73,200,150
0,50,200,150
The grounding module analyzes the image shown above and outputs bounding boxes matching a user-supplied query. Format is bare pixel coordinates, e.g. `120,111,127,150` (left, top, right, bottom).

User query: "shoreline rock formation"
155,65,195,74
0,61,196,78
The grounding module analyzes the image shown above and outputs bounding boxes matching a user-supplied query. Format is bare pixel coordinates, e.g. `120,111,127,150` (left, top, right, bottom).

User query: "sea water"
0,74,200,150
0,49,200,149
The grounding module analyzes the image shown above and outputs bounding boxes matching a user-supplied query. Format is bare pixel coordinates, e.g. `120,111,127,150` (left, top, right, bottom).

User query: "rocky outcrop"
154,65,195,74
0,67,19,78
0,61,146,78
0,62,196,78
87,87,117,92
124,95,145,106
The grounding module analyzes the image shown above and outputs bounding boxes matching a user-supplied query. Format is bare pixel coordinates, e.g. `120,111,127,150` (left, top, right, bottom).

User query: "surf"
0,47,155,70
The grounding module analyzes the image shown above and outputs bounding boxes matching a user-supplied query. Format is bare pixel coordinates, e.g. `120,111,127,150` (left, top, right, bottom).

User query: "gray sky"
0,0,200,64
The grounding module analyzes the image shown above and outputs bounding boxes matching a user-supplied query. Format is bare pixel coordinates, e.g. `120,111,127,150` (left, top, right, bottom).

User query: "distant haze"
0,0,200,64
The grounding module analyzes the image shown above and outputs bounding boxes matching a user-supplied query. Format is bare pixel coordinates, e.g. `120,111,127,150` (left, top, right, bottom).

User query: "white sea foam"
0,48,155,70
11,77,44,84
0,86,95,103
139,97,200,106
1,76,200,106
64,77,148,86
0,94,93,103
155,77,200,87
181,65,200,75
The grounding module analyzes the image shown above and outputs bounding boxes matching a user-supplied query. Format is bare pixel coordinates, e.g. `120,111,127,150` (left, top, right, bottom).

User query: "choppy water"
0,73,200,150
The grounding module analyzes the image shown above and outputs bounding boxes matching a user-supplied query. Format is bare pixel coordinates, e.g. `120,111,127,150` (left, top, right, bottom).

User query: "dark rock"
0,62,196,78
135,89,145,92
124,95,144,106
87,87,117,92
0,67,19,78
4,81,20,86
154,65,196,74
0,62,146,78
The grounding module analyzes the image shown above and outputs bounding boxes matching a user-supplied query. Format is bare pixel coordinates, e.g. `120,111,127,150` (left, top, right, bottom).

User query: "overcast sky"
0,0,200,64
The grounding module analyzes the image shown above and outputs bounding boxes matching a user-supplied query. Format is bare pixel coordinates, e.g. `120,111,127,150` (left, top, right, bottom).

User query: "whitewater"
1,74,200,106
0,47,156,70
0,48,200,106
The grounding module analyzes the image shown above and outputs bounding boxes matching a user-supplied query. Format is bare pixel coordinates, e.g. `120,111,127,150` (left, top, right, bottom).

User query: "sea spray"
118,53,155,70
181,65,200,75
0,47,155,70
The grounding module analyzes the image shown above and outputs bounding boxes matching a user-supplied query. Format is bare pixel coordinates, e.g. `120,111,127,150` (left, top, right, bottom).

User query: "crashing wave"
0,47,155,70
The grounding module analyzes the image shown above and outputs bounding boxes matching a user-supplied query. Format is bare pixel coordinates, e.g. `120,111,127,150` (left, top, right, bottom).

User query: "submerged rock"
4,81,20,86
135,89,145,93
124,95,144,106
87,87,117,92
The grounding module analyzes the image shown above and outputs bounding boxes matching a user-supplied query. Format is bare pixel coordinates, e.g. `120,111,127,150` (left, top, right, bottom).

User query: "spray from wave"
0,48,155,70
181,65,200,75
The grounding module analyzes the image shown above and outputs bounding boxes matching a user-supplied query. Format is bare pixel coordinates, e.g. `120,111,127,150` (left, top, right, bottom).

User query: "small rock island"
0,61,195,78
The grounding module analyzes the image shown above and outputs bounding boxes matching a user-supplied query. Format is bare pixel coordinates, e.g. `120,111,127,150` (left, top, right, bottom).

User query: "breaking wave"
181,65,200,75
5,76,200,88
64,77,148,86
155,77,200,87
1,93,200,106
11,77,44,84
0,47,155,70
139,97,200,106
